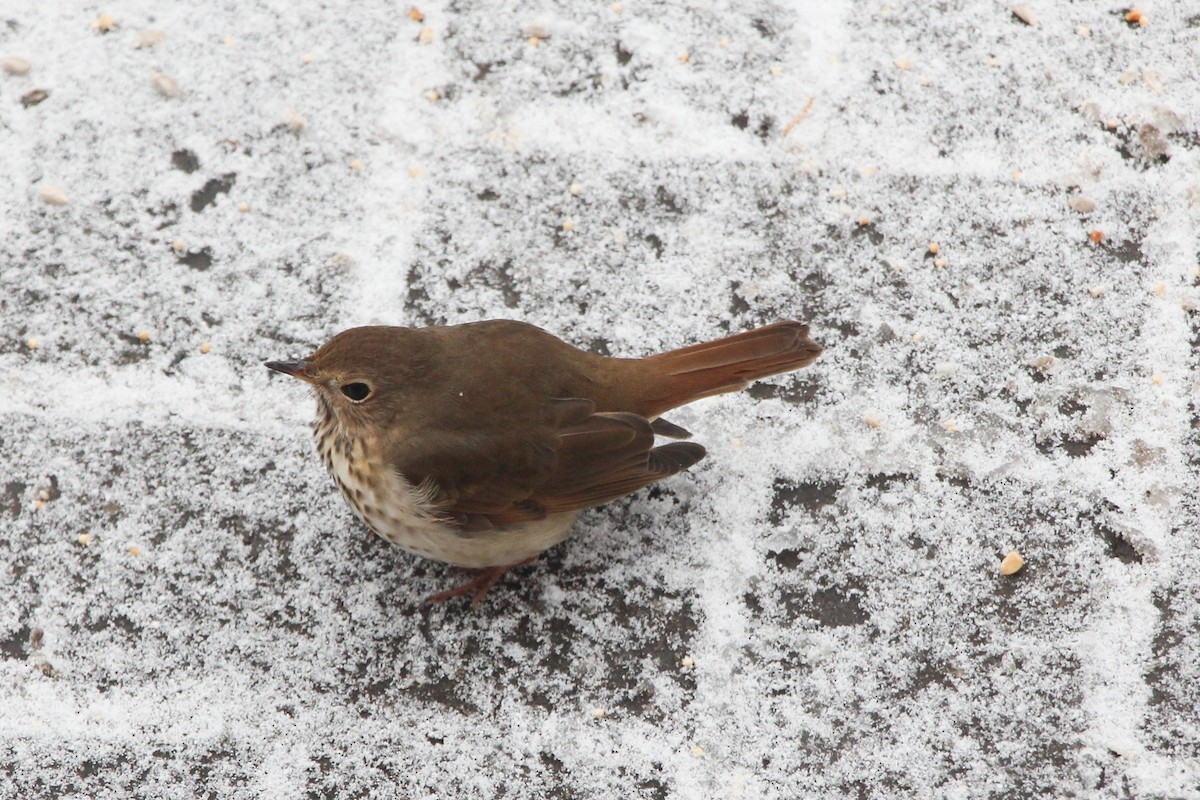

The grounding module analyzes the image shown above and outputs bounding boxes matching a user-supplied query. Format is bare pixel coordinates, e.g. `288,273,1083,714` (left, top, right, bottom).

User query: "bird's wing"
385,398,705,530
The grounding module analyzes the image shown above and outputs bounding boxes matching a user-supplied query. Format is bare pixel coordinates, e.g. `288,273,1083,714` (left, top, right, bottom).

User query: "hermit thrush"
266,320,820,605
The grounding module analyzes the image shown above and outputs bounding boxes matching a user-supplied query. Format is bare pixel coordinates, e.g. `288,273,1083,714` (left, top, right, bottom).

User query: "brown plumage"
266,319,821,605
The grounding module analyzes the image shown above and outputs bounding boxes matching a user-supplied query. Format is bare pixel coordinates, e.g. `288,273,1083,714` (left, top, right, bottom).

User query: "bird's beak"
265,359,315,383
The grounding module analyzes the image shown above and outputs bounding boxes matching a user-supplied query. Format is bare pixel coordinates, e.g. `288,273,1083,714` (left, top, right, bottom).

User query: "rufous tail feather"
639,321,821,417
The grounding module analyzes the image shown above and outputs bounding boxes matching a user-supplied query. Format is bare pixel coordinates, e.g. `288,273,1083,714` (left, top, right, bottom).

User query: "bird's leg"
423,558,537,607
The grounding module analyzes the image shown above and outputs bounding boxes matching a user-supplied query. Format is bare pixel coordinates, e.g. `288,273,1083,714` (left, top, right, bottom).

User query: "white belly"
321,432,578,568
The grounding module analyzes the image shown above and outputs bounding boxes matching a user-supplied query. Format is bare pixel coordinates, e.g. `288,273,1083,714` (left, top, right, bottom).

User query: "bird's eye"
340,382,372,402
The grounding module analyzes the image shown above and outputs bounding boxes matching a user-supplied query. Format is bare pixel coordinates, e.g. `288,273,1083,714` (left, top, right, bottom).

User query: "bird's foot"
423,558,536,608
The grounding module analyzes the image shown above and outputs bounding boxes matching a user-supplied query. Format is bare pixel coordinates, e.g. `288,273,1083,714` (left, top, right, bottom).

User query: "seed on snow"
92,13,118,32
1,56,31,75
1011,4,1037,26
999,550,1024,576
152,73,181,98
1067,197,1096,214
136,30,166,48
39,185,70,206
1124,8,1147,26
21,88,49,107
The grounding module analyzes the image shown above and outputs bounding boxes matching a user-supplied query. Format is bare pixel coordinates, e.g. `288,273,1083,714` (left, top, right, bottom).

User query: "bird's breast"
310,409,579,568
312,410,445,549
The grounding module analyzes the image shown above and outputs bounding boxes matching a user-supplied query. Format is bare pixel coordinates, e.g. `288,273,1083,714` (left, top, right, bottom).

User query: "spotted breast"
311,395,578,568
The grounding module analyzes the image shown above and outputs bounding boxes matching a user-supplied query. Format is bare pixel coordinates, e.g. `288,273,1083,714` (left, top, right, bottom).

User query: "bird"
265,319,821,605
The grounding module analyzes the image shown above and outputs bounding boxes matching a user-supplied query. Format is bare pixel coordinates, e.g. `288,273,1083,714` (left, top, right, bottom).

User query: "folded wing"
386,398,705,531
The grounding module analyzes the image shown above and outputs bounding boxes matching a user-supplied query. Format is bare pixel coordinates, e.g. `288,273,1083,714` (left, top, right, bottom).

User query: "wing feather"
386,400,706,530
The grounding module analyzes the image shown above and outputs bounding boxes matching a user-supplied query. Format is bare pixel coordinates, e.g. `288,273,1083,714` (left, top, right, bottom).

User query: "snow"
2,0,1199,797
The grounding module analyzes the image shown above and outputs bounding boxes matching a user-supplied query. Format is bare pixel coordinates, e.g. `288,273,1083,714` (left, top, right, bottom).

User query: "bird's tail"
637,321,821,418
